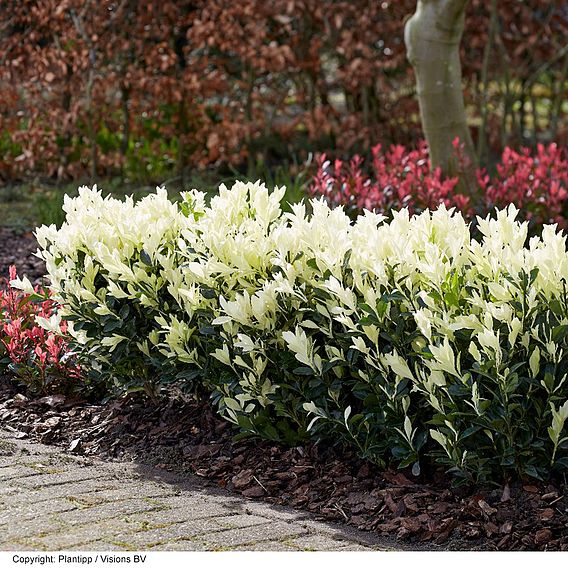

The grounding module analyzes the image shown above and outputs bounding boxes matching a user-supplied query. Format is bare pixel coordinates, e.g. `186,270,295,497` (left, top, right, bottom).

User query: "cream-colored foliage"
36,181,568,469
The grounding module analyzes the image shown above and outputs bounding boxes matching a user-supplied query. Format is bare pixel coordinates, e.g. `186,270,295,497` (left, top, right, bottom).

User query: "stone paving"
0,428,405,551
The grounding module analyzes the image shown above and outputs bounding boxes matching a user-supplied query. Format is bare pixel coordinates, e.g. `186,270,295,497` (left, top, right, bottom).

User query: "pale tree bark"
405,0,476,192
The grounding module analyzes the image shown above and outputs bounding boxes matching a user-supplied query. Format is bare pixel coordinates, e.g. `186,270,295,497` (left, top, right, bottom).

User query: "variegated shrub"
37,182,568,481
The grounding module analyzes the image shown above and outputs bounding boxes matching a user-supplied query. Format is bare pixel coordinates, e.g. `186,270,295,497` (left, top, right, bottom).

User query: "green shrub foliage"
37,182,568,481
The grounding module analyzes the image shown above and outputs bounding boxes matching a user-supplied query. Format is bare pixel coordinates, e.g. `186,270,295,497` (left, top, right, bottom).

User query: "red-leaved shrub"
310,141,471,217
0,266,81,394
310,142,568,228
478,143,568,228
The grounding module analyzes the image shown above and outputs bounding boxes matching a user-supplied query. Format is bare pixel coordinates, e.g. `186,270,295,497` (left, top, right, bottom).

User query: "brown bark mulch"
0,227,46,284
0,380,566,552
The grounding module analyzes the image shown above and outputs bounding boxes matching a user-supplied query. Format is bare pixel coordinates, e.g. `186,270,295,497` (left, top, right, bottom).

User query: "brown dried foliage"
0,0,566,182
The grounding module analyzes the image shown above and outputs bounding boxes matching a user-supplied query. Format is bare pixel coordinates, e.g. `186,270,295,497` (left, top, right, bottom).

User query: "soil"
0,227,46,283
1,379,567,552
0,230,567,552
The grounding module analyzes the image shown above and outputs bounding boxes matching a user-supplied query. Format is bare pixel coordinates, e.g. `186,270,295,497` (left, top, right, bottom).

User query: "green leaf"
376,300,388,318
293,366,314,376
342,249,352,272
176,369,201,382
414,430,428,450
391,446,409,459
553,457,568,470
549,300,564,317
523,464,543,480
199,325,216,335
444,291,459,307
306,258,319,270
200,286,217,300
552,325,568,342
140,250,153,266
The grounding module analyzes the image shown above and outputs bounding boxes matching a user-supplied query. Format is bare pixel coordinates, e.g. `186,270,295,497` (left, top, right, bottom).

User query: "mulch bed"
0,229,567,551
0,227,46,284
1,381,566,551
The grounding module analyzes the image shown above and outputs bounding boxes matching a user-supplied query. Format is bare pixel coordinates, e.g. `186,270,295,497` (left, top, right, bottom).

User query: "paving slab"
0,428,406,551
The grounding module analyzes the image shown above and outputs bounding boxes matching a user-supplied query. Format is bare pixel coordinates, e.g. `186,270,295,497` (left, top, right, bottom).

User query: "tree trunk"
404,0,476,191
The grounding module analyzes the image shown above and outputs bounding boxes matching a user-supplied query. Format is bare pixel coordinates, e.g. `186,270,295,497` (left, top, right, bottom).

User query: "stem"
120,82,130,158
245,67,256,177
496,33,512,148
530,91,538,147
177,94,186,187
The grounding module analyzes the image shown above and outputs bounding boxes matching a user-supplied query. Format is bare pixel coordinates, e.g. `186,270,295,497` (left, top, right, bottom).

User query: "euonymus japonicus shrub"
37,182,568,482
34,187,209,396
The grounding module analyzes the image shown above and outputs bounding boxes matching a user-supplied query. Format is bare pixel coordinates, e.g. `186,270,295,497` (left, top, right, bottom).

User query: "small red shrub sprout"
0,266,81,394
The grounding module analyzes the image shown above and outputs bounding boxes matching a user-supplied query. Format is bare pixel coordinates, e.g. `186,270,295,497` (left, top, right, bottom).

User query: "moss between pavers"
50,455,81,465
8,539,50,552
64,492,156,509
141,497,166,507
3,506,171,550
108,540,138,551
65,495,98,508
285,534,382,552
24,463,62,474
55,499,168,528
16,517,159,550
2,513,70,543
0,440,17,456
214,536,302,552
214,514,272,531
109,532,203,551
